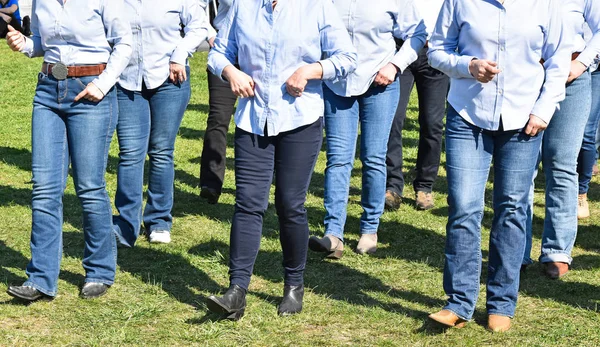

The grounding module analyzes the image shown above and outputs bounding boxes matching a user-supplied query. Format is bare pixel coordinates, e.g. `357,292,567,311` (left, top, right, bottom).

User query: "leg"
385,65,415,198
487,130,542,317
143,69,191,233
358,79,400,234
113,86,150,247
229,128,274,290
200,69,237,195
412,49,449,193
442,107,492,320
274,119,323,286
577,69,600,195
65,76,118,286
24,75,70,297
540,72,591,265
323,86,359,241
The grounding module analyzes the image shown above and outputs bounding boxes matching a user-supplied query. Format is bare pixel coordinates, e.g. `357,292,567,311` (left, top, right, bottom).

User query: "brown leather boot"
543,262,569,279
428,309,467,328
488,314,511,332
384,190,402,211
415,191,434,210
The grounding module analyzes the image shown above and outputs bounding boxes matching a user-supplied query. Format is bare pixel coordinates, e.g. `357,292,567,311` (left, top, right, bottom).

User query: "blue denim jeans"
523,71,591,265
323,81,399,240
578,68,600,194
24,73,118,297
444,107,542,320
113,70,191,247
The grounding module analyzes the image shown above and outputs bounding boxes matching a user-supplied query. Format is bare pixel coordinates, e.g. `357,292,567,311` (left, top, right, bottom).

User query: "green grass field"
1,44,599,346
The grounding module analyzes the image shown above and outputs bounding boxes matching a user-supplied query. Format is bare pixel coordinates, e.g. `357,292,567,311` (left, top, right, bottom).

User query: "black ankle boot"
278,284,304,316
7,285,50,302
206,284,247,320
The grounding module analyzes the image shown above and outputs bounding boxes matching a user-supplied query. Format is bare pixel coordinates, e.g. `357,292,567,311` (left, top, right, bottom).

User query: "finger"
6,30,21,39
524,123,534,136
487,61,498,67
74,89,88,102
246,86,255,97
169,70,176,83
286,84,294,95
181,69,187,82
7,24,16,32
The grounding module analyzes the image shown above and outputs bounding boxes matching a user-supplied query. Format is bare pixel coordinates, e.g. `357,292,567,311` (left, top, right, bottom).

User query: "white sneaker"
149,230,171,244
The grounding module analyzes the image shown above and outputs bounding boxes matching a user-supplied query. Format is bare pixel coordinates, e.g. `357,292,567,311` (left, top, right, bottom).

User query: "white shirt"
415,0,444,38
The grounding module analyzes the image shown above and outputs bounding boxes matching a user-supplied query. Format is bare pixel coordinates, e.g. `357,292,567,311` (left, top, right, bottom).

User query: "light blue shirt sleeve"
170,0,208,65
21,0,44,58
318,0,357,82
391,0,427,72
578,0,600,68
207,1,238,81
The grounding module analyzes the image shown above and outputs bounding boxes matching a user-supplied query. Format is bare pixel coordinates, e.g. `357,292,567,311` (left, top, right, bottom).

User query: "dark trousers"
229,119,323,290
386,47,449,195
0,15,22,38
199,69,237,192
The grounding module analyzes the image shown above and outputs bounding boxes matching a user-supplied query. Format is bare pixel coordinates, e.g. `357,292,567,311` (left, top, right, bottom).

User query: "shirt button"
500,46,505,51
498,90,503,95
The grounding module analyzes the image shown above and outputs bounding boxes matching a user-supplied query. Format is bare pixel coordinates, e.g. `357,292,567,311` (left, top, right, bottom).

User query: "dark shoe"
80,282,109,299
206,284,247,321
308,235,344,259
384,190,402,211
200,187,221,204
278,285,304,316
7,285,49,302
415,191,435,210
543,262,569,279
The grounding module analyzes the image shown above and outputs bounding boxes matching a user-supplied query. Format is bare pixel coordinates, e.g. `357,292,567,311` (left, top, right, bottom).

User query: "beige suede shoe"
356,234,377,255
428,310,467,328
488,314,511,332
578,193,590,220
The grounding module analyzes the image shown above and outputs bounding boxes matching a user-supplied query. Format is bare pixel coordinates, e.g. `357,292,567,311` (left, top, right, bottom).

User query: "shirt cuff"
319,59,336,81
170,48,189,66
458,55,476,79
576,50,596,69
21,36,34,57
91,76,112,96
390,55,410,74
530,101,557,124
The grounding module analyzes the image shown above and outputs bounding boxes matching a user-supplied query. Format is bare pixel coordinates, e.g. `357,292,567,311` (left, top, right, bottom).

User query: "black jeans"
0,15,22,38
386,47,449,195
199,68,237,192
229,119,323,290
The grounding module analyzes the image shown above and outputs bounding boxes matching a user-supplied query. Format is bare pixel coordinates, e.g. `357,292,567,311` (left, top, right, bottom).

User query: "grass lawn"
1,44,600,346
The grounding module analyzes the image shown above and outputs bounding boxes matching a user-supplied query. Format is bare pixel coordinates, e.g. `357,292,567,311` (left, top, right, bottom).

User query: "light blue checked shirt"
208,0,357,136
325,0,427,97
428,0,571,131
118,0,209,91
21,0,132,95
566,0,600,69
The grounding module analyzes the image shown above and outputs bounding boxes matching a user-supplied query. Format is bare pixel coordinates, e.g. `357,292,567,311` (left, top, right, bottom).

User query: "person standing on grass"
308,0,426,258
205,0,356,320
112,0,210,247
5,0,131,301
521,0,600,276
427,0,569,332
199,0,236,205
384,0,449,212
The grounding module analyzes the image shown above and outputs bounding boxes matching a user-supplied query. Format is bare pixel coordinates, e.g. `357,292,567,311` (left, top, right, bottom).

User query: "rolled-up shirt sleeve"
427,0,475,80
577,0,600,68
530,0,570,124
391,0,427,73
318,0,357,82
92,0,132,95
171,0,208,65
207,1,238,81
21,0,44,58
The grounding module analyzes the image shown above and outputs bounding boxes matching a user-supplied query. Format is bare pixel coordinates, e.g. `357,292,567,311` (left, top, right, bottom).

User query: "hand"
5,25,25,52
567,60,587,83
74,83,105,103
208,36,216,48
523,114,547,137
374,63,399,86
0,12,10,23
223,65,255,98
285,66,311,98
169,62,187,83
468,59,501,83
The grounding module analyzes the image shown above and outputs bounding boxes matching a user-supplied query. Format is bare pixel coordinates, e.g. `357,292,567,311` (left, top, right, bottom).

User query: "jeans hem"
360,229,378,235
539,253,572,265
442,306,472,321
487,310,514,319
84,278,114,286
23,280,57,297
229,279,250,291
147,226,172,233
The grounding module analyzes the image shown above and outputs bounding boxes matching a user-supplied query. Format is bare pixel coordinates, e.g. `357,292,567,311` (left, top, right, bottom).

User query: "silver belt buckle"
51,62,68,80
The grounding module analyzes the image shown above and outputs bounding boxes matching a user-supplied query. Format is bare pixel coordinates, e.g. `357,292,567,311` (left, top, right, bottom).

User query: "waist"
42,62,106,80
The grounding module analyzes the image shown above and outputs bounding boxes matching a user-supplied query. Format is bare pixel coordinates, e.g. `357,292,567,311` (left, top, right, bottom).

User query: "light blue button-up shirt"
118,0,208,91
325,0,427,97
208,0,357,136
428,0,570,131
21,0,132,95
212,0,232,31
566,0,600,69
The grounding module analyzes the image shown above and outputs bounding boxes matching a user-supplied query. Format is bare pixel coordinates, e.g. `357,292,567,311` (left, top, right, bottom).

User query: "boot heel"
227,308,245,321
326,249,343,259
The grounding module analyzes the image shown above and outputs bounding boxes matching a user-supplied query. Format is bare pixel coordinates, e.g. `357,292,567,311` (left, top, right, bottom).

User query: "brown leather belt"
42,62,107,79
540,52,581,65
